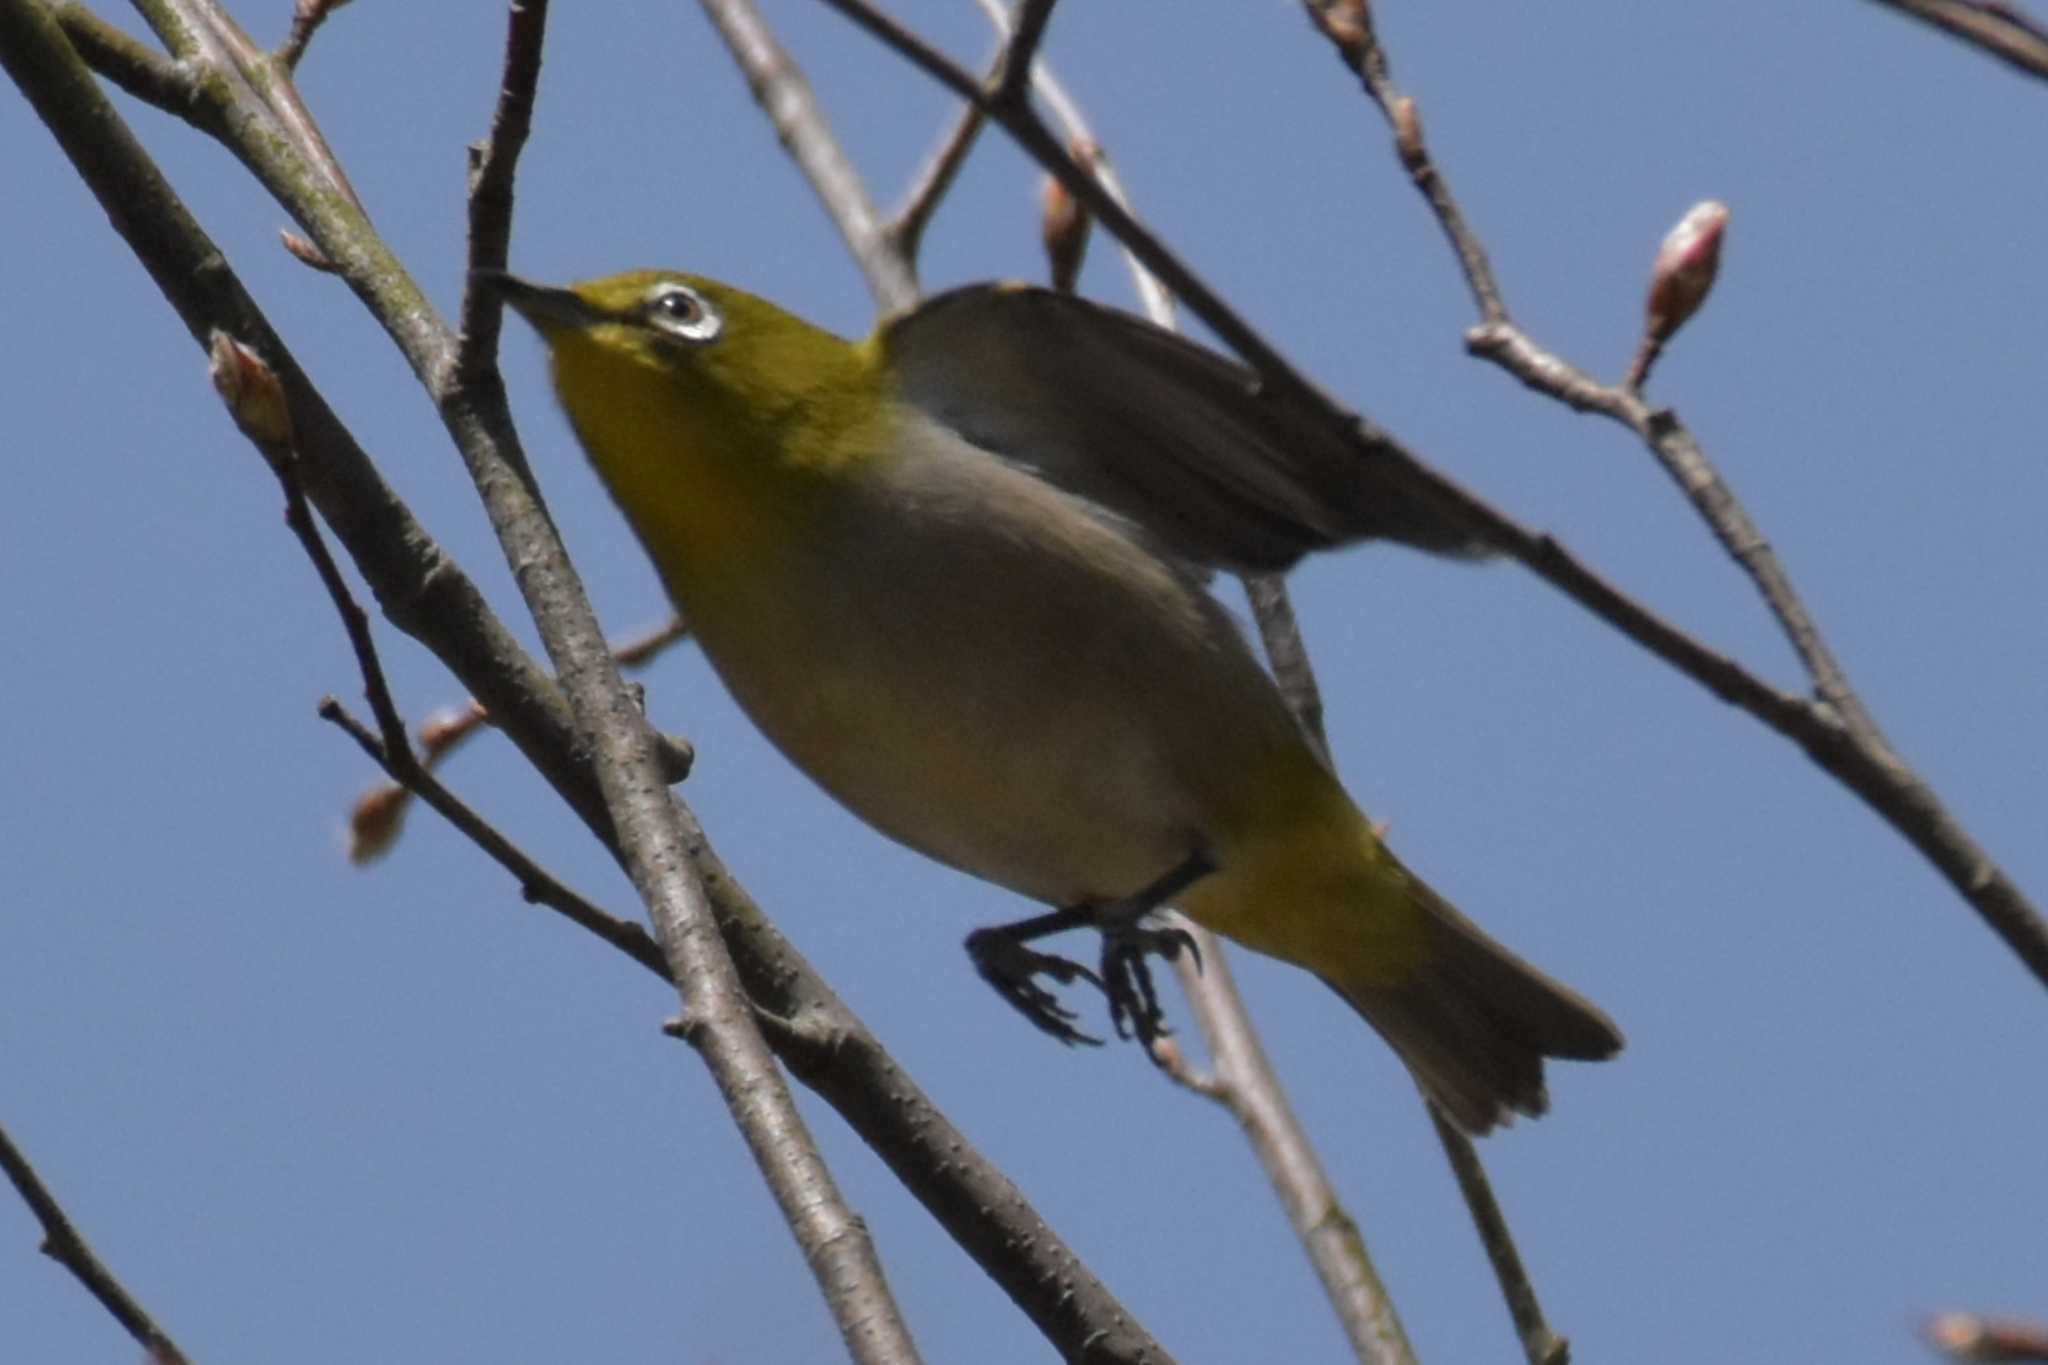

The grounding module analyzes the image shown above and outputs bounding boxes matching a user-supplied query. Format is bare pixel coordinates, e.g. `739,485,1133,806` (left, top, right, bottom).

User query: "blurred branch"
1865,0,2048,81
1301,0,2048,991
0,1121,191,1365
1158,940,1418,1365
888,96,986,264
696,0,919,311
1426,1108,1568,1365
989,0,1058,101
5,7,1170,1360
1925,1312,2048,1362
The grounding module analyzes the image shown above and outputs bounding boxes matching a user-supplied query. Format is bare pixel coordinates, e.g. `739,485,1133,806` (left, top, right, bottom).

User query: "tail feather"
1334,882,1622,1135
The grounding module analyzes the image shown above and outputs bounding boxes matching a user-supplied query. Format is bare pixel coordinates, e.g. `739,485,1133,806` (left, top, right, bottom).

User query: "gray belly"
682,433,1293,908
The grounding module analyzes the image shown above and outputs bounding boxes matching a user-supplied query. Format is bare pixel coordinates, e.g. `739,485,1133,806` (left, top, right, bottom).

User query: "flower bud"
1645,200,1728,344
206,332,293,449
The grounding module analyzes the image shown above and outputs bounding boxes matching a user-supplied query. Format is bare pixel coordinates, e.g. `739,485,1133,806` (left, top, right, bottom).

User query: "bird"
487,268,1622,1134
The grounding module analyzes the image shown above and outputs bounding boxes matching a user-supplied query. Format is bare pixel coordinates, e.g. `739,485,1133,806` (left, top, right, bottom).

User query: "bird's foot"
965,926,1106,1047
1101,920,1202,1053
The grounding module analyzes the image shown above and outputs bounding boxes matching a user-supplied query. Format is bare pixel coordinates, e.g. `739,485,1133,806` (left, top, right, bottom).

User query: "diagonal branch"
1864,0,2048,80
696,0,919,311
0,1121,191,1365
1300,0,2048,991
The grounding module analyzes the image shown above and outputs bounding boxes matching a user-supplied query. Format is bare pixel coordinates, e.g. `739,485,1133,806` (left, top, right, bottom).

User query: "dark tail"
1332,880,1623,1135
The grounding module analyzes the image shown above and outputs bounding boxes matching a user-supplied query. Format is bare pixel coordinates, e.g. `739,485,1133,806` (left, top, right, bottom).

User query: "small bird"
489,269,1622,1134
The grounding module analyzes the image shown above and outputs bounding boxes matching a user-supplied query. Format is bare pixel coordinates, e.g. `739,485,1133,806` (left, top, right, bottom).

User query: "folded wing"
883,284,1494,572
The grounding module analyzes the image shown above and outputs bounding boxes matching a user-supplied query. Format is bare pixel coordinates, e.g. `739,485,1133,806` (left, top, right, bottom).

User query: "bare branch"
888,99,987,263
1162,935,1419,1365
129,0,366,215
458,0,549,379
49,3,200,120
1866,0,2048,81
697,0,918,312
1294,0,2048,989
1427,1109,1570,1365
276,0,349,71
1304,1,1506,321
0,1121,191,1365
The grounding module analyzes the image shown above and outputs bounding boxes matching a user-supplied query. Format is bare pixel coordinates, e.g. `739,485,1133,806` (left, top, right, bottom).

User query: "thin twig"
276,0,349,71
323,701,670,973
970,0,1171,320
458,0,549,379
0,1121,192,1365
210,342,674,972
1309,2,1505,320
888,98,987,262
1865,0,2048,80
1427,1108,1569,1365
129,0,366,215
1161,939,1419,1365
696,0,918,312
1295,0,2048,988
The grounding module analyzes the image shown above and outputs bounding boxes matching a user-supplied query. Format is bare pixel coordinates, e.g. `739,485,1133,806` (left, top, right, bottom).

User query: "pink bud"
1645,200,1729,342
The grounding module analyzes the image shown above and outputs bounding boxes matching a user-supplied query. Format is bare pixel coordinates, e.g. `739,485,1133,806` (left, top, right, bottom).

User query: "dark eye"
642,282,722,344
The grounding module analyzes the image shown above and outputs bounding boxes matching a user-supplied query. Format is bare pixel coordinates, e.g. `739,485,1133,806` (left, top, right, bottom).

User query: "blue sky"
4,2,2045,1362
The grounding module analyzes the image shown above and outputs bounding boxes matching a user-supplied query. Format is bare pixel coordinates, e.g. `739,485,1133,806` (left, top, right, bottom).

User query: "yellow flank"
496,266,1622,1134
1181,759,1430,988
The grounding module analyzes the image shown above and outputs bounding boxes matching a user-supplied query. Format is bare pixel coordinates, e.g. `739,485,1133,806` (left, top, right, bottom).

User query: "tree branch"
1159,941,1419,1365
1864,0,2048,80
457,0,548,378
1296,0,2048,989
696,0,919,312
0,1120,191,1365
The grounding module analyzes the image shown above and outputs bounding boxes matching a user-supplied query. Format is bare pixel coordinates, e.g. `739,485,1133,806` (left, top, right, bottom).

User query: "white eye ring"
643,282,722,344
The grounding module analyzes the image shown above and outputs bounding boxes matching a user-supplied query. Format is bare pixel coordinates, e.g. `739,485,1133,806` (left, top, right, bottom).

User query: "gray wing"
882,283,1493,573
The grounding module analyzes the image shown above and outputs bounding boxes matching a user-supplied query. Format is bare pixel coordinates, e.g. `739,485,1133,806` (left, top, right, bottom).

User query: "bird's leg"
963,848,1217,1052
1096,850,1215,1053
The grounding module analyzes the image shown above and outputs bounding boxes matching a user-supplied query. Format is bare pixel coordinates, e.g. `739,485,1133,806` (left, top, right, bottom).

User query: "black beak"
472,269,598,330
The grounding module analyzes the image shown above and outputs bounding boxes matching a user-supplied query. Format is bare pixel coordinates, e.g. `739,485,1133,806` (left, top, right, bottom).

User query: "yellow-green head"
489,269,891,589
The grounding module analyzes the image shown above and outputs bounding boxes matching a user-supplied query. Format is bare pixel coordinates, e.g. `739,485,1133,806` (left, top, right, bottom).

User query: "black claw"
966,929,1106,1046
961,849,1218,1055
1099,923,1188,1050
